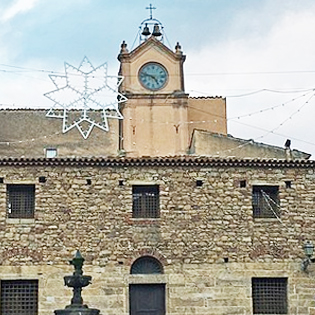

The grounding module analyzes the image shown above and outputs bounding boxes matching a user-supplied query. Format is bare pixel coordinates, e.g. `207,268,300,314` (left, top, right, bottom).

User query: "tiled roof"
0,156,313,167
189,96,224,100
0,108,48,111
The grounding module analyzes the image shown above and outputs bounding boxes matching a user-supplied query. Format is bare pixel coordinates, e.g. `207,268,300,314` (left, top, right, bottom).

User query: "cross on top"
146,3,156,19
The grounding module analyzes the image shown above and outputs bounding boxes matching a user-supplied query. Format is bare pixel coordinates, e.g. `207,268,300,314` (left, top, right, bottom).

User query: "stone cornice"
120,92,189,99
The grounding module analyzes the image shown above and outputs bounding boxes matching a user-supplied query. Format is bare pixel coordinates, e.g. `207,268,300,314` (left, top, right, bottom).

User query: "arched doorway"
129,256,165,315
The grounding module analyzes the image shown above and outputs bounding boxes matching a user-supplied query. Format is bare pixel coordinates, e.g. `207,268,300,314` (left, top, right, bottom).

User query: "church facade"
0,16,314,315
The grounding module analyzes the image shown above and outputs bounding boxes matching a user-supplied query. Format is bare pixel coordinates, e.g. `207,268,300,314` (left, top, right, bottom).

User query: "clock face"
139,63,168,90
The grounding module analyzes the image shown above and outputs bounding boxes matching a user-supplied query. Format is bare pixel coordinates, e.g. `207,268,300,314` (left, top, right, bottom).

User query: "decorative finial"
69,250,84,276
120,40,128,53
146,3,156,19
175,42,182,54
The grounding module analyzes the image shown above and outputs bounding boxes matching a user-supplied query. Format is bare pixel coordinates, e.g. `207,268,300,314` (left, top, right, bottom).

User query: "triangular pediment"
118,35,186,94
126,36,184,62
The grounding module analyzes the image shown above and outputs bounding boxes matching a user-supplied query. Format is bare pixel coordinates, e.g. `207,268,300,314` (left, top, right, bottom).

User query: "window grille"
7,185,35,218
252,185,279,218
252,278,287,314
1,280,38,315
132,185,159,218
131,256,164,274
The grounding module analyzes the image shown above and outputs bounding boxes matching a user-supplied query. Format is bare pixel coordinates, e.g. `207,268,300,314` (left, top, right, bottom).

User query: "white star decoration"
44,57,126,139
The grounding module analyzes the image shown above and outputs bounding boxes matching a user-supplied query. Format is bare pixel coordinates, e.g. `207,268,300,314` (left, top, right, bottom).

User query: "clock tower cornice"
120,92,189,100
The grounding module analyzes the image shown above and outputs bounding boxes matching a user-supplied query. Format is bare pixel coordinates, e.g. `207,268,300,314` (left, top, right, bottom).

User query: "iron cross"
146,4,156,19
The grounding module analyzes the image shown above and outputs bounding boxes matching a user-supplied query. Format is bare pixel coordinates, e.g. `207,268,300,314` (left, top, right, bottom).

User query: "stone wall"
0,110,119,158
189,129,311,160
1,262,315,315
0,160,315,314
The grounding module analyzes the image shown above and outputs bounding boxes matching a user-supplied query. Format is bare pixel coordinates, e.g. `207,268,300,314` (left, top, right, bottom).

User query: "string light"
229,89,315,120
0,131,61,145
189,88,315,98
1,61,315,152
0,128,124,147
1,90,315,149
195,92,315,156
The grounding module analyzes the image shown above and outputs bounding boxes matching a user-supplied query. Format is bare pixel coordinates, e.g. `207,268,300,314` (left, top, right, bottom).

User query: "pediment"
118,36,186,94
124,36,184,63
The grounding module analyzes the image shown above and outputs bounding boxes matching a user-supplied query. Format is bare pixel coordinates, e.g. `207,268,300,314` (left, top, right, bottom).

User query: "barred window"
132,185,159,218
252,278,287,314
1,280,38,315
7,185,35,219
252,185,279,218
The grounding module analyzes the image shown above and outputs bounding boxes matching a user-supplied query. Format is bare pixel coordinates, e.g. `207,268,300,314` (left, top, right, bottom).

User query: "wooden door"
129,284,165,315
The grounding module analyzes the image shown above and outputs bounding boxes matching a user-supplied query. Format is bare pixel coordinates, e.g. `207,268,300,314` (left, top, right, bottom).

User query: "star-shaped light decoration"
44,57,127,139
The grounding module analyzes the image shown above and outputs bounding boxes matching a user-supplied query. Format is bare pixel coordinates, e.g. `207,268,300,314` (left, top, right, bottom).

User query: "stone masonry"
0,157,315,314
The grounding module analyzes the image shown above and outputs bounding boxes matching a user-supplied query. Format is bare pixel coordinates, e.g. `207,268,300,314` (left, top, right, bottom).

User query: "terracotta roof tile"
0,156,313,168
189,96,225,100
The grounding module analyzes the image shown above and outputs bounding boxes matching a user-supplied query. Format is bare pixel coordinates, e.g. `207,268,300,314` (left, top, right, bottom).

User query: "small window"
240,180,246,188
1,280,38,315
7,184,35,219
45,148,57,158
252,278,287,314
196,180,203,187
38,176,46,183
132,185,159,218
252,185,279,218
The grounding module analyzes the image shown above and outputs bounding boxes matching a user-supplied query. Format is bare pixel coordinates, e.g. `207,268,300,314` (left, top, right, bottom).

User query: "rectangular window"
1,280,38,315
7,184,35,219
252,185,279,218
45,148,57,158
132,185,159,218
252,278,287,314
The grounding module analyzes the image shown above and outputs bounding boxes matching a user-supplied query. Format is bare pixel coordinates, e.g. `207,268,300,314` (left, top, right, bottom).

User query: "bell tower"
118,10,189,157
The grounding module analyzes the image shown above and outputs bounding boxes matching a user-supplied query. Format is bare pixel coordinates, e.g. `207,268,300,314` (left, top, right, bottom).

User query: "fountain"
54,250,100,315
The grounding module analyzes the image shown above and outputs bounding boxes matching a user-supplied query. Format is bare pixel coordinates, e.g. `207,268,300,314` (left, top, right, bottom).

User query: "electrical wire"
2,62,315,80
230,119,315,147
186,70,315,76
0,63,61,75
229,89,315,120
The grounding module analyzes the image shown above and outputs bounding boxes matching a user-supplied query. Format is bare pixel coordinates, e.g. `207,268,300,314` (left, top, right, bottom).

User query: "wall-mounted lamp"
301,241,314,271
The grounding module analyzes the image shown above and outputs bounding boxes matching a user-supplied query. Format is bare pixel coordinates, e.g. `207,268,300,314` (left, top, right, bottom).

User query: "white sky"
0,0,315,157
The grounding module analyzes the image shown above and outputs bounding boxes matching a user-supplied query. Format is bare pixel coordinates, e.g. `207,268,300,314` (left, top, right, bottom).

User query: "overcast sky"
1,0,315,157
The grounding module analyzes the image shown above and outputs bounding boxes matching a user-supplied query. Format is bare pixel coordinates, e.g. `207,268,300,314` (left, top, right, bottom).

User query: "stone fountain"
54,250,100,315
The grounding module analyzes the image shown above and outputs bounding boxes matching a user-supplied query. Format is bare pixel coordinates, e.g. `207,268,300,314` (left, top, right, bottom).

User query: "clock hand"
151,75,158,84
143,72,158,84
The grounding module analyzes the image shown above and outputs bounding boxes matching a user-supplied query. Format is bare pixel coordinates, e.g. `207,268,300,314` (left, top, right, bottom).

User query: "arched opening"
129,256,165,314
130,256,164,274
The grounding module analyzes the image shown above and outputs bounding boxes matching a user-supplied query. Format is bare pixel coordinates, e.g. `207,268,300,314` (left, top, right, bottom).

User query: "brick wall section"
0,158,314,314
